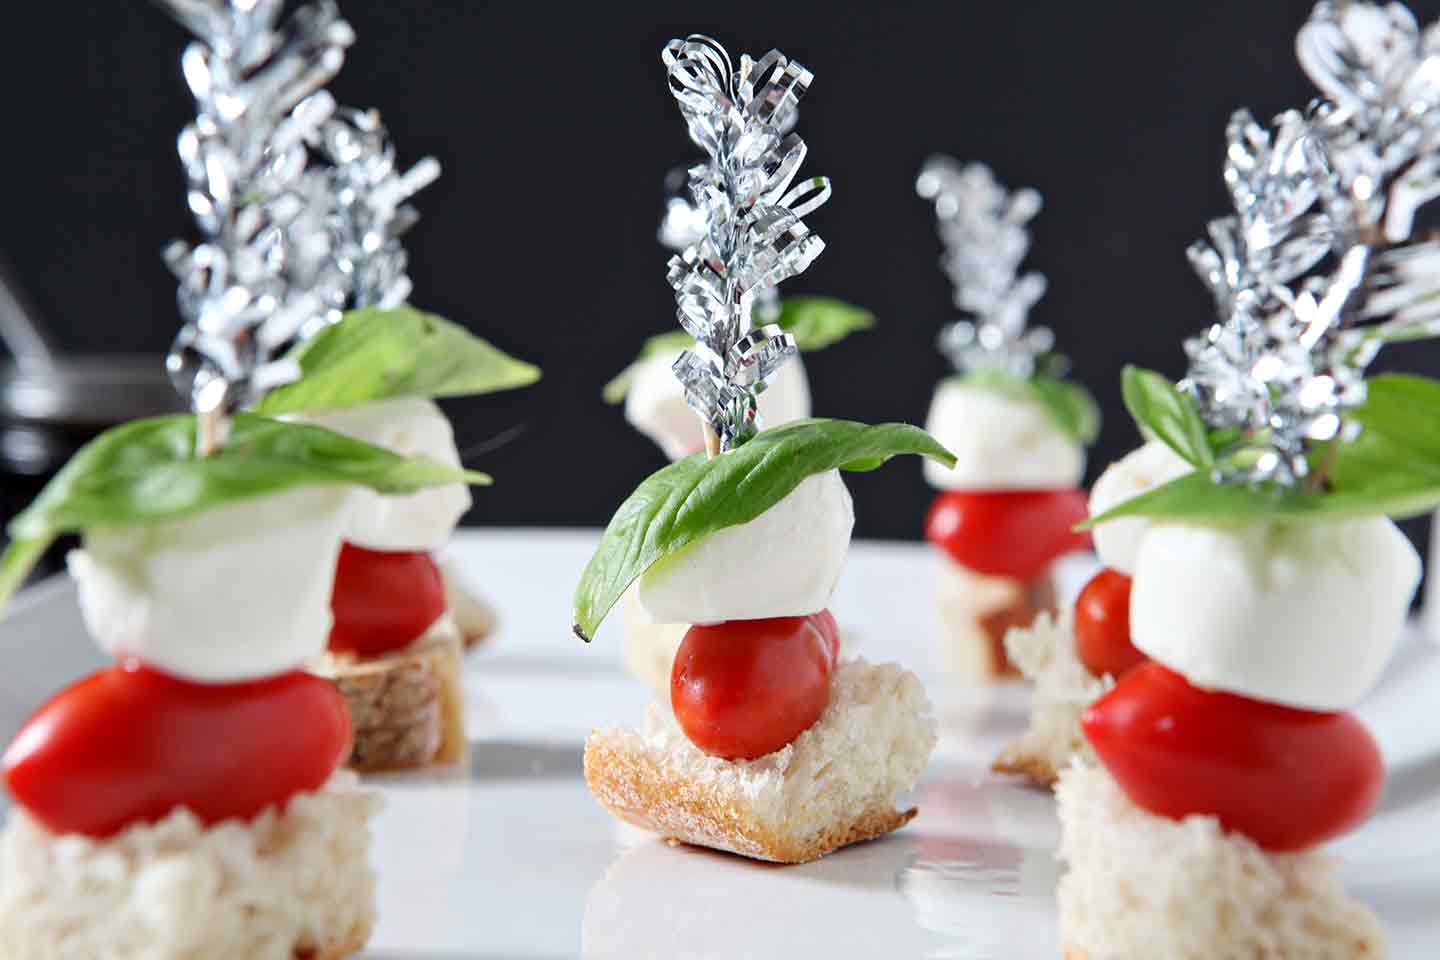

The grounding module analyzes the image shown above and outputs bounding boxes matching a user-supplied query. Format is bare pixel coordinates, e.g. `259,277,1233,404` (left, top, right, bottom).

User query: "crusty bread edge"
295,922,372,959
990,748,1060,787
314,626,466,773
429,631,466,765
583,732,916,864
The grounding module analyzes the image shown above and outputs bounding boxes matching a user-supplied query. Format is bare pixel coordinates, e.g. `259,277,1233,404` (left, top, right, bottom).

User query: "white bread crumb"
0,773,378,960
586,659,937,862
1056,763,1386,959
993,610,1110,784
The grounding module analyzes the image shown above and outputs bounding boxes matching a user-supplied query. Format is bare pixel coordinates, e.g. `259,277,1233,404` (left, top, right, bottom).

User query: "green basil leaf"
1121,365,1214,468
1086,373,1440,527
0,537,49,612
572,418,954,640
0,412,489,606
773,296,874,350
1035,376,1102,446
955,367,1101,446
601,297,872,404
256,305,540,415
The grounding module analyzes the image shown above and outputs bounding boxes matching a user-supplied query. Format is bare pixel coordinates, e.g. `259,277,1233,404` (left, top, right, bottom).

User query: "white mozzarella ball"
637,470,853,623
295,396,470,551
1087,441,1193,575
69,487,352,682
1130,516,1420,710
922,380,1084,491
625,348,811,461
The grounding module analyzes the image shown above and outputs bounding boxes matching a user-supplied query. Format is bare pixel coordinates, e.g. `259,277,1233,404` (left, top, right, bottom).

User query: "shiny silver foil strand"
916,157,1055,379
1180,0,1440,487
158,0,353,431
661,35,830,451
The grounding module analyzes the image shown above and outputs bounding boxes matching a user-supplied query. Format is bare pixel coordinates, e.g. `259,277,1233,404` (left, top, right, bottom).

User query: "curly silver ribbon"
658,97,798,324
158,2,439,444
292,107,441,340
1179,1,1440,487
158,0,354,434
661,35,830,451
916,157,1054,378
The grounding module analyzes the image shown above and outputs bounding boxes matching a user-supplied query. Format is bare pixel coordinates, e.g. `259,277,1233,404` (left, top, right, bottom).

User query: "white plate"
1,529,1437,959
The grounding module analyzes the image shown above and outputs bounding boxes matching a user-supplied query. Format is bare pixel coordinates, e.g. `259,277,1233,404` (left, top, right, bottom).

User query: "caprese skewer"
245,105,539,773
606,161,872,694
1057,7,1440,951
577,34,951,863
915,159,1098,680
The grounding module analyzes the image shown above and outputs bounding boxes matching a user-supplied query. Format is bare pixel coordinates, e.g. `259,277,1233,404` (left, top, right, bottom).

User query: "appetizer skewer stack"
1055,3,1440,955
576,34,952,863
249,111,538,773
915,160,1099,682
608,118,873,694
0,3,502,955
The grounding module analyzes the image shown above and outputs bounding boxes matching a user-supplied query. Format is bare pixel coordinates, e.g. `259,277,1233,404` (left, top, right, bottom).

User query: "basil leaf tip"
257,305,539,415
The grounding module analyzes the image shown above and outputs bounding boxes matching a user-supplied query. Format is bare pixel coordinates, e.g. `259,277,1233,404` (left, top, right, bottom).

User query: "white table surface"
1,528,1437,959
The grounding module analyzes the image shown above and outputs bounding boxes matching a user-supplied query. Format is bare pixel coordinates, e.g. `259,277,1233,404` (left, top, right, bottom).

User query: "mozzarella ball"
1087,441,1194,575
637,470,853,623
625,348,811,460
295,396,470,551
922,380,1084,491
69,487,352,682
1131,516,1420,710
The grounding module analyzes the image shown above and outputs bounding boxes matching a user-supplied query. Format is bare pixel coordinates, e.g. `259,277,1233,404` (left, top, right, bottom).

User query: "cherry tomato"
925,489,1091,580
329,542,445,657
671,612,837,760
1083,662,1383,851
1074,569,1147,678
810,609,841,668
3,661,351,839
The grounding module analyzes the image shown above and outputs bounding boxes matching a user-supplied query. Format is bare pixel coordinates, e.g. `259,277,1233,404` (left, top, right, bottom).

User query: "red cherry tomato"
329,542,445,657
3,661,351,839
671,612,837,760
1083,663,1383,851
925,489,1091,580
810,609,841,668
1074,569,1147,678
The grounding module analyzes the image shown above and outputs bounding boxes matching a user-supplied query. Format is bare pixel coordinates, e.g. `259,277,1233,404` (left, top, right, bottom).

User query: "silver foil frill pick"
661,35,830,452
158,0,354,430
658,95,799,325
159,0,439,444
916,158,1055,379
1179,1,1440,488
294,107,441,340
1298,1,1440,241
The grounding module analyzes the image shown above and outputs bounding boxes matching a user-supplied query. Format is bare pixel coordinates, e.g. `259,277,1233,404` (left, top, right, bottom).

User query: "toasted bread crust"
313,626,465,772
991,748,1060,786
583,733,916,864
294,922,372,959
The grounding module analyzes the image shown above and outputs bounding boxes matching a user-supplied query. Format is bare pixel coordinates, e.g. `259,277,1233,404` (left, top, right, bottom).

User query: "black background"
4,0,1440,548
